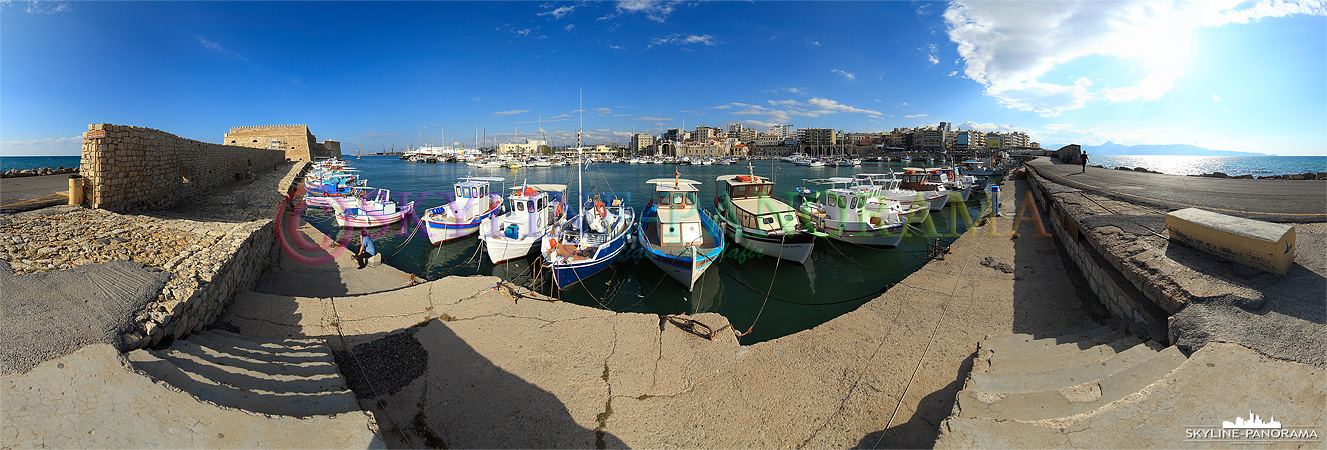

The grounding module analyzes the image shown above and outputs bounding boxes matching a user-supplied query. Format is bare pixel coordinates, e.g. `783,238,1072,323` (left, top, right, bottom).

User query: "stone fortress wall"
223,124,341,162
79,124,287,211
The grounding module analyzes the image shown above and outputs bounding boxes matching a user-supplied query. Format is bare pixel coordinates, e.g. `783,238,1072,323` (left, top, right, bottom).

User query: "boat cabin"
716,174,796,233
899,168,943,191
647,178,705,246
851,173,903,192
501,184,565,238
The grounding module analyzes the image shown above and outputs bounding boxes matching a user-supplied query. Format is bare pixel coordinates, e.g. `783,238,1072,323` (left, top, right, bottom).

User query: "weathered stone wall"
80,123,285,211
122,161,312,348
222,124,341,161
1027,170,1170,343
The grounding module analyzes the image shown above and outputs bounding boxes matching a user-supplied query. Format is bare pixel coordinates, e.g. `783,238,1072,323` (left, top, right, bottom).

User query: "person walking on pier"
355,229,376,269
1080,151,1088,173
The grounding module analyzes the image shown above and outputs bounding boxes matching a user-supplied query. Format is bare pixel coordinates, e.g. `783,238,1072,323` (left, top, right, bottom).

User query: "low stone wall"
120,162,310,349
80,123,286,211
1027,170,1170,342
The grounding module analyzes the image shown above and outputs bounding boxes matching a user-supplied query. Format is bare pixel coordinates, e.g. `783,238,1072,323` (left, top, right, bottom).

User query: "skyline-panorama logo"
1186,411,1320,444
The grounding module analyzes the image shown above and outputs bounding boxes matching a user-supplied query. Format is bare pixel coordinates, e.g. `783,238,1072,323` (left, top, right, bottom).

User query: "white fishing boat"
422,176,505,244
796,179,910,247
844,173,933,222
898,168,952,211
331,188,414,228
480,183,568,264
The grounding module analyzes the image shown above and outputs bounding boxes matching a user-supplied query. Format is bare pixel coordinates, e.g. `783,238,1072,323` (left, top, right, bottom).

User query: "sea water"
0,156,82,172
1089,155,1326,177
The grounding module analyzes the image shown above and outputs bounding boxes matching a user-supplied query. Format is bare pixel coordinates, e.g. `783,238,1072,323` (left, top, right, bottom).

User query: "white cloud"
538,5,577,19
709,104,734,110
904,114,928,119
608,44,625,50
650,33,717,48
0,136,82,156
2,0,71,14
1211,93,1222,103
831,69,855,80
636,116,674,121
959,121,1033,134
611,0,683,22
565,24,576,31
493,109,530,116
948,70,959,77
927,54,939,65
196,36,248,62
596,107,612,113
2,136,81,146
719,97,882,124
943,0,1326,117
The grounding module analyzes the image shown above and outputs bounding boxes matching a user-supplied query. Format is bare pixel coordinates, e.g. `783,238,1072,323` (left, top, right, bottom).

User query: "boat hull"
483,236,539,264
717,220,814,265
424,198,503,245
637,207,725,292
543,232,628,290
335,203,414,228
797,211,906,247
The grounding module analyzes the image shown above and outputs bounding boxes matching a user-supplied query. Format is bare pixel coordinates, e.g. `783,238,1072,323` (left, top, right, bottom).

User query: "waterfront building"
728,124,758,143
631,133,655,154
498,138,548,155
224,124,341,161
767,124,794,139
755,134,783,147
798,128,837,146
694,126,723,141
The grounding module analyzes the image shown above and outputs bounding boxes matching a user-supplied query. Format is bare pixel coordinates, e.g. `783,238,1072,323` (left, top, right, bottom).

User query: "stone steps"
939,323,1190,439
126,330,361,417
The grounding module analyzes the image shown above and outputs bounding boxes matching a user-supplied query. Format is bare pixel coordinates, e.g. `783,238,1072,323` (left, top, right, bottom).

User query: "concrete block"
1165,208,1295,275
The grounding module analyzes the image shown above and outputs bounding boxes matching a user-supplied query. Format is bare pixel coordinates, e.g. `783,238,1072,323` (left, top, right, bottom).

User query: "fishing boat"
845,173,935,221
637,173,726,291
422,176,505,244
541,120,636,290
331,188,414,228
479,183,568,264
714,166,815,264
898,168,952,211
796,179,910,247
925,167,974,203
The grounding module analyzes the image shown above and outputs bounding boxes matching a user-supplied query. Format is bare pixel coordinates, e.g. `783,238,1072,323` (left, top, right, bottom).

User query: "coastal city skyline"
2,1,1325,156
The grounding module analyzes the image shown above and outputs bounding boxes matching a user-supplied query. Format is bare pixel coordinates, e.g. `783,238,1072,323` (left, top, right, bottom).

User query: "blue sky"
2,0,1324,156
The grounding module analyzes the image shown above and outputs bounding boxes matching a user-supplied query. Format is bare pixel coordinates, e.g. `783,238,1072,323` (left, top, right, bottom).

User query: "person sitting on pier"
355,229,376,269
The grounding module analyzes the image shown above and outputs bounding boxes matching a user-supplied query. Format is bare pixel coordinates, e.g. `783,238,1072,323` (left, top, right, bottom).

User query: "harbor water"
1087,155,1326,177
299,156,990,343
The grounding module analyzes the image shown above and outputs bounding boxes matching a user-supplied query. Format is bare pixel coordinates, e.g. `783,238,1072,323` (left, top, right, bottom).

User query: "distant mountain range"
1077,141,1273,156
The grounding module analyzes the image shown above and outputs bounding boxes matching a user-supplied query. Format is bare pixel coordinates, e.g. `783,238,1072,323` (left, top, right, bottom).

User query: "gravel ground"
0,260,168,375
332,325,429,399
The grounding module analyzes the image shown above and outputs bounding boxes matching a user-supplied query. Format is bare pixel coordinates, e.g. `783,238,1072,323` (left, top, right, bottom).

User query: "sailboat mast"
577,90,584,235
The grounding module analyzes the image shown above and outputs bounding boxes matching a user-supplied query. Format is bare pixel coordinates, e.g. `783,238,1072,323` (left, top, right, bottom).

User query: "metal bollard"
990,185,1001,217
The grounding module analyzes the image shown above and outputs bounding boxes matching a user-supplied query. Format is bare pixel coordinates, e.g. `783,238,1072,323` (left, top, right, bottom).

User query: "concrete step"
981,324,1115,347
985,335,1146,375
170,338,340,379
202,328,324,349
967,341,1164,393
189,331,333,365
955,346,1187,421
978,330,1128,364
155,346,346,394
980,328,1123,356
126,349,360,417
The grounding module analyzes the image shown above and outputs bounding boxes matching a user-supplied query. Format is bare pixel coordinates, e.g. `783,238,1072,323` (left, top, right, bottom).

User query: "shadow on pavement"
334,320,627,449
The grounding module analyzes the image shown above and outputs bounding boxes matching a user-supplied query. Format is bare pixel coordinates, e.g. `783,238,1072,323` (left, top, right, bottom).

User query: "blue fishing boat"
540,110,636,290
637,173,725,291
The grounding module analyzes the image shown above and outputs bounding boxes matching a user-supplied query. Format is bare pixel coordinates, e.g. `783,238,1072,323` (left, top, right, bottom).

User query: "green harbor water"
300,155,993,343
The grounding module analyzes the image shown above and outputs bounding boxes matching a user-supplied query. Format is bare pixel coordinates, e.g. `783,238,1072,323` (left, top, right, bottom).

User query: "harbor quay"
1,124,1323,448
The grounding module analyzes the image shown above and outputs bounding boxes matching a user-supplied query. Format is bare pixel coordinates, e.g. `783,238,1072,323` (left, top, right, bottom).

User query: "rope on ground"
327,296,421,449
873,184,992,450
659,314,729,341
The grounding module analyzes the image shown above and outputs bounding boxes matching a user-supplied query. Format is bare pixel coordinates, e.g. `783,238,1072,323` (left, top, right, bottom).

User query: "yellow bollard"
68,175,84,206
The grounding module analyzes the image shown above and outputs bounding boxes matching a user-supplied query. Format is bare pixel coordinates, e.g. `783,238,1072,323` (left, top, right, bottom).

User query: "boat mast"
577,89,585,238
